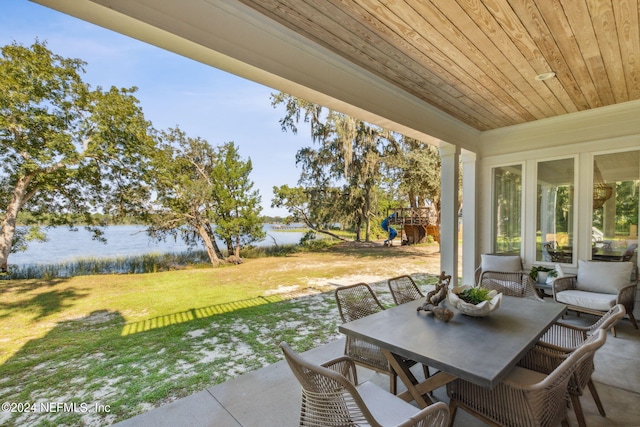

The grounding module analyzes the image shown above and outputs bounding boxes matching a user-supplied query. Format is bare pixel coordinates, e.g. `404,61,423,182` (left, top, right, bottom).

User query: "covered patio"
32,1,640,425
111,287,640,427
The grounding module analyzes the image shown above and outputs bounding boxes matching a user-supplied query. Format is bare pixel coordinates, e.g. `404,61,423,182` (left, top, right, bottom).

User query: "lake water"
9,225,306,267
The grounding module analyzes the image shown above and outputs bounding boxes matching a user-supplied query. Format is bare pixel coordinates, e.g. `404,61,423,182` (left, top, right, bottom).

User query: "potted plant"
447,286,502,317
530,266,558,284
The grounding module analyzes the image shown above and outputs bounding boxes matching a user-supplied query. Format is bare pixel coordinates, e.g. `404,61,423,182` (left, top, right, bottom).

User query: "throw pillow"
577,260,633,293
481,254,522,272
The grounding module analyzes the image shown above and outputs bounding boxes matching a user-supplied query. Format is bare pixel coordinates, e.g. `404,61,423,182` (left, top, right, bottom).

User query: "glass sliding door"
536,158,575,264
493,165,522,255
592,151,639,262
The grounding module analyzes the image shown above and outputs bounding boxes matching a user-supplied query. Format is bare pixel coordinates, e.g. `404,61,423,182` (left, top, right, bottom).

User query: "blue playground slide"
381,214,397,245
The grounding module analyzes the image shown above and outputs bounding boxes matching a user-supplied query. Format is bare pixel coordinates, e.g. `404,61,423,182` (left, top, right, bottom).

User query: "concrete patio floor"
114,300,640,427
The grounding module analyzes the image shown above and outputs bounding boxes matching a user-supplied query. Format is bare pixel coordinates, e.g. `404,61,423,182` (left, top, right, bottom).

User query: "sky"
0,1,313,216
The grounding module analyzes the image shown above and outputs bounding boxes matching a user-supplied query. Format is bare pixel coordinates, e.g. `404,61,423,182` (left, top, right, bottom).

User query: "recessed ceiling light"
535,72,556,81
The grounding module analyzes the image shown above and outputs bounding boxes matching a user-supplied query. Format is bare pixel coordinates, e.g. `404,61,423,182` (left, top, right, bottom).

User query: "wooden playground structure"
384,207,440,245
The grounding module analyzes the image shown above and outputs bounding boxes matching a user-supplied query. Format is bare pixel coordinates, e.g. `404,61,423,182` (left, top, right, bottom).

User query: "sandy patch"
264,284,300,295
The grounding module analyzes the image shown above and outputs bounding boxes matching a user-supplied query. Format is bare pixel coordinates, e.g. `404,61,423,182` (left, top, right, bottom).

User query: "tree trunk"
365,216,370,241
409,190,417,208
0,176,32,272
234,235,240,258
308,225,350,241
197,224,221,266
204,223,225,259
364,208,371,242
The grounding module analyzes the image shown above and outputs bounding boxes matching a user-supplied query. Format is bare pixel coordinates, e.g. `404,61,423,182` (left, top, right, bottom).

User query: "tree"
0,41,156,271
383,136,442,221
147,128,224,266
271,184,350,241
209,142,265,260
271,93,447,243
148,132,264,265
271,93,389,241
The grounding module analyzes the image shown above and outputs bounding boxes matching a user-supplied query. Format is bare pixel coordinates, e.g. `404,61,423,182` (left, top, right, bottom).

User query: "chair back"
588,303,626,333
280,342,373,426
479,271,540,298
544,241,568,262
335,283,395,388
475,254,541,300
281,342,450,427
529,329,606,426
335,283,384,323
622,243,638,262
388,275,423,305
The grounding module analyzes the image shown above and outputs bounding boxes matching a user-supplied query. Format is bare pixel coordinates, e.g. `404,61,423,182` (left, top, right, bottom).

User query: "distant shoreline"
9,225,309,268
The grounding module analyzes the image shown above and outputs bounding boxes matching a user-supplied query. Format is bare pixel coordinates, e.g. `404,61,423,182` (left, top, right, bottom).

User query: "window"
592,151,639,261
536,158,575,264
493,165,522,255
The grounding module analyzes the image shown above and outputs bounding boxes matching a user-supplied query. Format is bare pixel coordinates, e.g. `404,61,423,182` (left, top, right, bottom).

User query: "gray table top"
338,296,566,388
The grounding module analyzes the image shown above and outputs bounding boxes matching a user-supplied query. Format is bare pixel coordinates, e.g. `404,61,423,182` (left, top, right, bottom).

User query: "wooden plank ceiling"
237,0,640,131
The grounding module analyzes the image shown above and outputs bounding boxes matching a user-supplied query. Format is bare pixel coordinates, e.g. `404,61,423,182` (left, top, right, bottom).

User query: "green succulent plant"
458,287,492,305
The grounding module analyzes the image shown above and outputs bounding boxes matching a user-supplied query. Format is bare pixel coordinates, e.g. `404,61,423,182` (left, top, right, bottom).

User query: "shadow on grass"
0,278,69,295
0,310,127,426
0,293,339,425
121,295,287,336
0,285,89,321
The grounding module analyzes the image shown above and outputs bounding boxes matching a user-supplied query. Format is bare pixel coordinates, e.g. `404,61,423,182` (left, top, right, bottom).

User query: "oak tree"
0,41,156,271
272,93,390,241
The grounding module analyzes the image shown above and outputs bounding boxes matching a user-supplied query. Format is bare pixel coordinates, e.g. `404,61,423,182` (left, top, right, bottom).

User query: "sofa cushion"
555,289,616,311
481,254,522,272
576,260,633,294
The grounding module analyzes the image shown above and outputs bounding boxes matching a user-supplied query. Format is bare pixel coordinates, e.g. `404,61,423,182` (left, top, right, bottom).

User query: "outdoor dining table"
548,246,627,262
591,248,627,261
338,295,566,408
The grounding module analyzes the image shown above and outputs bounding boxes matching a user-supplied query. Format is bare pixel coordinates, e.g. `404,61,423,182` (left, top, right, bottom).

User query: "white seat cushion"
357,381,419,424
555,289,617,311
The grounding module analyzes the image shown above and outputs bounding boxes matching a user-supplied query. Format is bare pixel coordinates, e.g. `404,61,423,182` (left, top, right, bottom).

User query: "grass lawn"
0,242,441,426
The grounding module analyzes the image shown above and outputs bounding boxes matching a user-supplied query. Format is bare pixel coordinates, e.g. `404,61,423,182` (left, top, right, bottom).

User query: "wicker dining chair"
387,274,449,380
621,243,638,262
447,329,606,427
335,283,401,393
388,272,452,306
538,303,626,350
475,254,543,301
280,342,450,427
520,304,626,426
388,275,425,305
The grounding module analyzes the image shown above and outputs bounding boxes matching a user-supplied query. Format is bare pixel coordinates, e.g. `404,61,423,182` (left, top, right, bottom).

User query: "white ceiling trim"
479,99,640,158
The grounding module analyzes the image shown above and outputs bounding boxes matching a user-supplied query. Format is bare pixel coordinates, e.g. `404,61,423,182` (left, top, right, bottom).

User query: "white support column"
440,143,460,286
461,150,477,285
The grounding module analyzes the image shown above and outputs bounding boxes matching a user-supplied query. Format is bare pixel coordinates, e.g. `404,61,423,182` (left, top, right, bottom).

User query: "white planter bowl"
447,286,502,317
